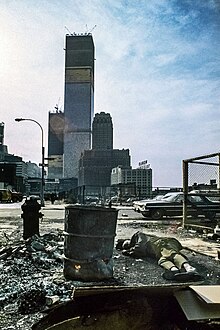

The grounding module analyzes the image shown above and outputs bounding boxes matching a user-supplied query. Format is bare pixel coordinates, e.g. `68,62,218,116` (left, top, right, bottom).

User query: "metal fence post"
182,160,188,228
218,154,220,190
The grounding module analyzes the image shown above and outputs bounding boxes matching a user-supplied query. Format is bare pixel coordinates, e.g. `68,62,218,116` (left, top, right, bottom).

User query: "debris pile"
1,222,220,329
0,230,76,329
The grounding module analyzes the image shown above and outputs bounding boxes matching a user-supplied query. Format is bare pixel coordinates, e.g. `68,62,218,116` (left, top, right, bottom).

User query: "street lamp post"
15,118,45,206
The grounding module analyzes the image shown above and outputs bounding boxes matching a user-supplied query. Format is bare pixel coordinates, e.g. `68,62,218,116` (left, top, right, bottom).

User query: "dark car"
141,192,220,220
10,190,23,202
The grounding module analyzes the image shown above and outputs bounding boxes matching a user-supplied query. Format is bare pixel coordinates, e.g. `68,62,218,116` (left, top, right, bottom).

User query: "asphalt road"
0,201,144,235
0,200,143,220
0,199,214,231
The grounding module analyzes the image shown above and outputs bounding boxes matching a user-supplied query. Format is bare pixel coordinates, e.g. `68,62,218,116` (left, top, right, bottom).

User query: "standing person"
117,231,201,281
50,193,56,205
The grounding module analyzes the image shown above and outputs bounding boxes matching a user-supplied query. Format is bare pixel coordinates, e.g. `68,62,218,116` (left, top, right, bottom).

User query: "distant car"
0,189,23,203
10,190,23,202
0,189,12,202
141,192,220,220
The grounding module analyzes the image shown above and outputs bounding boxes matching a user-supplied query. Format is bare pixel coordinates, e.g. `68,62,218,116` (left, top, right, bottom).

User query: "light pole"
15,118,45,206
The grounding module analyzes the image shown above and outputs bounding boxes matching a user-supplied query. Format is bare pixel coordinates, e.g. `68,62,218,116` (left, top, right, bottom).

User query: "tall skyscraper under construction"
63,34,95,179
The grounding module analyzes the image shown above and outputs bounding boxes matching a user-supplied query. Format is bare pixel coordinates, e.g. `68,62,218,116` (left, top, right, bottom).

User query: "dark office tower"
47,111,64,179
0,122,4,145
63,34,95,179
0,122,8,155
78,149,131,187
92,112,113,150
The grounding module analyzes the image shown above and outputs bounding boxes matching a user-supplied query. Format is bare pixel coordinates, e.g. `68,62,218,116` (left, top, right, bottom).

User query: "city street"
0,200,219,257
0,200,142,234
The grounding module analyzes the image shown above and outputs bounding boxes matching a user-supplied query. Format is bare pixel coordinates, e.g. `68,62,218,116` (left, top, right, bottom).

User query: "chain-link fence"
66,184,183,206
182,152,220,227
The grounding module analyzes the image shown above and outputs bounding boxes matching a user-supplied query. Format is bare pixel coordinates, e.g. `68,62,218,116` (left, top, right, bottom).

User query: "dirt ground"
0,205,220,329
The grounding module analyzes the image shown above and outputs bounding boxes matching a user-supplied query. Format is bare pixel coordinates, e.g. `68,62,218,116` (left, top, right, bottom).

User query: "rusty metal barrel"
63,205,118,281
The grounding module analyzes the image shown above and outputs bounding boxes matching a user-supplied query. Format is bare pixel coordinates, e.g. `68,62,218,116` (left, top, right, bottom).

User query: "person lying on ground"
116,231,202,282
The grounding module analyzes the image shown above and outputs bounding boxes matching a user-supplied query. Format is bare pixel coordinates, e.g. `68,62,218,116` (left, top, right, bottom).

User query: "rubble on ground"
0,230,72,329
0,222,220,329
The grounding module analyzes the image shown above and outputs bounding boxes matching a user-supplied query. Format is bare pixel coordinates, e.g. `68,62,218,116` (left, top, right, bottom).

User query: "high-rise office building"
79,112,130,188
47,111,64,179
78,149,131,187
63,34,95,179
92,112,113,150
111,165,152,197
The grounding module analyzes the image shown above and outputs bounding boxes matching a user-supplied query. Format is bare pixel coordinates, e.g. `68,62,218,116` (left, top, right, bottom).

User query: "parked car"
0,189,12,202
133,195,164,213
0,189,23,203
133,199,150,213
141,192,220,220
10,190,23,202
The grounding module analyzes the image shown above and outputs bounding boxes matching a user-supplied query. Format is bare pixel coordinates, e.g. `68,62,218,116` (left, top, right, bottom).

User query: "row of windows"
123,175,151,179
124,172,151,176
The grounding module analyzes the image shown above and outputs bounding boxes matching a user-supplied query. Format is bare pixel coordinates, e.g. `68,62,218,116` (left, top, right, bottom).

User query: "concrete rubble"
0,231,72,329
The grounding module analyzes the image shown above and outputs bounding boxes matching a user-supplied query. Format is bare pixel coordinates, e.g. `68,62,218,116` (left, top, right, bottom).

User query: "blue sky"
0,0,220,187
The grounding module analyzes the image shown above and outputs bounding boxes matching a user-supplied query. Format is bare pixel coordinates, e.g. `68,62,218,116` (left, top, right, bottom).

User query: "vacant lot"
0,202,220,329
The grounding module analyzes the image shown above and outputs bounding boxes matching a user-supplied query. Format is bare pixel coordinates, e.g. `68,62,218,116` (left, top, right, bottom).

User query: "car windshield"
161,193,180,202
160,193,208,204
